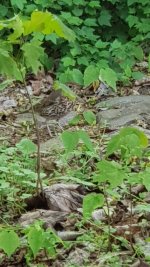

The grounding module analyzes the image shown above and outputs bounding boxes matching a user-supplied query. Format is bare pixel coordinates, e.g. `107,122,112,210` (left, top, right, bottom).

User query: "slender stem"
103,183,112,251
21,76,43,195
129,184,135,252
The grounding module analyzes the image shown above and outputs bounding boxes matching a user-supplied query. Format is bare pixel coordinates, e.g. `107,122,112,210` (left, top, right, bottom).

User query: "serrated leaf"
94,160,125,188
78,130,94,151
27,227,44,258
16,138,37,155
84,18,97,26
83,193,104,219
83,110,96,125
98,9,112,26
106,127,148,156
0,230,20,257
84,65,99,86
21,41,44,74
23,11,75,42
8,15,24,41
99,68,117,91
54,81,77,101
0,48,22,81
127,15,139,28
11,0,27,10
61,131,79,152
62,57,75,67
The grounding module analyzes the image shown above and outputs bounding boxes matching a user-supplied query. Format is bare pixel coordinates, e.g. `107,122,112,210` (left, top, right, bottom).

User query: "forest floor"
0,66,150,267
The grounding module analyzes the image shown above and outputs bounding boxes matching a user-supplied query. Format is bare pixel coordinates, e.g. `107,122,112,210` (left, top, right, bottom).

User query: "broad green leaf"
89,1,101,8
8,15,24,41
23,11,75,42
77,56,89,66
119,127,148,147
0,48,22,81
78,130,94,151
94,160,125,188
0,5,8,17
21,41,44,74
128,0,138,6
61,131,79,152
0,79,14,91
106,127,148,156
98,9,112,26
27,227,44,258
54,81,77,101
83,110,96,125
127,15,139,28
135,204,150,213
84,18,97,27
142,169,150,191
10,0,27,10
16,138,37,155
62,57,75,67
0,230,20,257
84,65,99,86
134,46,144,61
95,40,109,49
72,69,83,85
83,193,104,219
99,68,117,91
132,71,144,80
69,115,81,125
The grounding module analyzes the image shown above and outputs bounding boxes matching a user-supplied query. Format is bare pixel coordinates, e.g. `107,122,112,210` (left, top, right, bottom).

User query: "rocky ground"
0,69,150,266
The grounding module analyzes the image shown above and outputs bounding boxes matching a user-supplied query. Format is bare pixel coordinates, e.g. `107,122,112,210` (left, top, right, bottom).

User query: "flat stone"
96,95,150,130
40,136,64,153
16,112,46,126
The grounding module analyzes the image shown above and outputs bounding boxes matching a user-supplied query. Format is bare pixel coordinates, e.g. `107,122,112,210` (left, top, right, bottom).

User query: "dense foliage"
0,0,150,86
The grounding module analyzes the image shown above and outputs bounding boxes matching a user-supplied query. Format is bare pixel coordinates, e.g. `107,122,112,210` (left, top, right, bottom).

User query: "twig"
22,77,43,196
103,183,112,251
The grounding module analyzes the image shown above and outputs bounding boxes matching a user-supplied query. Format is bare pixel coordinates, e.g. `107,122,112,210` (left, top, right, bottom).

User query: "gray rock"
40,136,64,153
96,95,150,130
16,112,46,126
58,111,77,127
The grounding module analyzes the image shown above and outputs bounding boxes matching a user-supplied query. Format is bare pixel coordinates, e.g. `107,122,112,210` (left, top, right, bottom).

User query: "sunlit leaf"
0,48,22,81
83,110,96,125
61,131,79,152
54,81,77,101
0,230,20,258
21,41,44,74
84,65,99,86
27,227,44,258
16,138,37,155
99,67,117,91
83,193,104,219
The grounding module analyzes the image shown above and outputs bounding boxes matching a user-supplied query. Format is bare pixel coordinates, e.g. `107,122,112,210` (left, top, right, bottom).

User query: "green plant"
0,221,62,264
1,0,149,88
0,139,45,217
0,10,75,195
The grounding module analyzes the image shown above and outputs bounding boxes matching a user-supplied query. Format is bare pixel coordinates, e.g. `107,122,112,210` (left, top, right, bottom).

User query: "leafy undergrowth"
1,113,150,266
0,3,150,267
